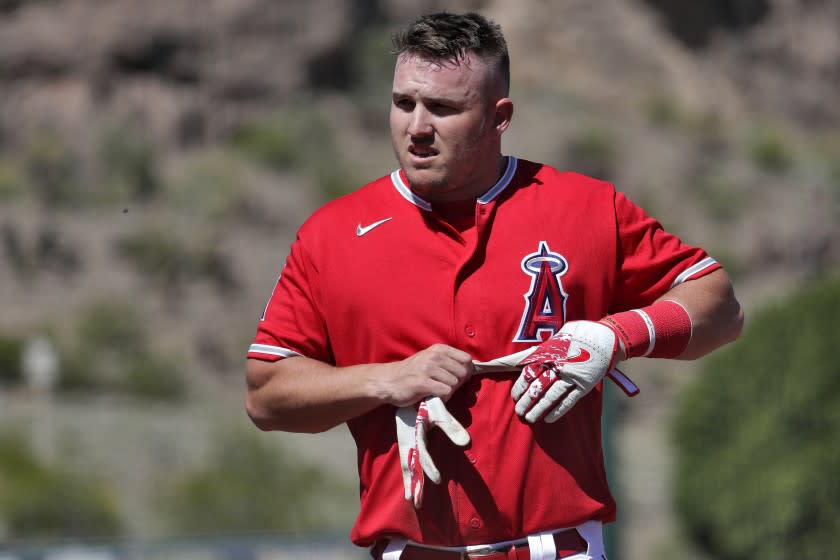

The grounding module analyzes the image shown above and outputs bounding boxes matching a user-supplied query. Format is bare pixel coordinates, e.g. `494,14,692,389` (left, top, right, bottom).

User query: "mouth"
408,145,439,160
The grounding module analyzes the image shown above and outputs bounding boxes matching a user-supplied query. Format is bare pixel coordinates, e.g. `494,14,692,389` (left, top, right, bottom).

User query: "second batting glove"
511,320,622,423
395,396,470,508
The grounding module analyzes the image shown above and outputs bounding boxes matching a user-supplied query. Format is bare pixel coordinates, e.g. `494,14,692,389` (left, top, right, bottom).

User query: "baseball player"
246,12,743,560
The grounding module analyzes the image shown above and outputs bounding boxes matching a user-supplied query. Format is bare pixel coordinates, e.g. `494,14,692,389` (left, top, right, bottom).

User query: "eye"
429,102,457,116
394,97,415,111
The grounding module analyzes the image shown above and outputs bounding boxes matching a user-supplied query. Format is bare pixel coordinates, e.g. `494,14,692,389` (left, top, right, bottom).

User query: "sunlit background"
0,1,838,559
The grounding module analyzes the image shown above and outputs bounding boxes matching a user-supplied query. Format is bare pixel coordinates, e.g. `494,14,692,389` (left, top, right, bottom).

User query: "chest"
316,197,618,363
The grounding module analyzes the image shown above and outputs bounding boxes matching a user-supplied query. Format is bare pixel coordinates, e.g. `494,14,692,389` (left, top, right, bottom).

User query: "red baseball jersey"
248,157,719,547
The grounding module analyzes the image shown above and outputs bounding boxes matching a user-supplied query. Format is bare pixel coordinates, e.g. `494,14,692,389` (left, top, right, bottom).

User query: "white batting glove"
511,321,621,423
395,396,470,508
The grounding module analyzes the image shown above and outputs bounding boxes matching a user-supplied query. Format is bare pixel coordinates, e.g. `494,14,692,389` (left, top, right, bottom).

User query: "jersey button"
469,517,481,529
464,325,476,337
466,452,477,464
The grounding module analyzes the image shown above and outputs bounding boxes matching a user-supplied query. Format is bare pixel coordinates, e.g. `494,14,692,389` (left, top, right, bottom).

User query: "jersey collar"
390,156,519,210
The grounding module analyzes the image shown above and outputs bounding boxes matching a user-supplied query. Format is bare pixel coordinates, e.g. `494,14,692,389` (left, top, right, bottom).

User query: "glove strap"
601,299,692,359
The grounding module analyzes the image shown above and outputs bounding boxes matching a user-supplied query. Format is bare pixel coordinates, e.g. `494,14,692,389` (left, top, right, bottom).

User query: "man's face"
390,52,510,202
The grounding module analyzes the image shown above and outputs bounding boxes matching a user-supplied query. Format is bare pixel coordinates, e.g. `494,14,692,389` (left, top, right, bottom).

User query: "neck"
424,155,507,203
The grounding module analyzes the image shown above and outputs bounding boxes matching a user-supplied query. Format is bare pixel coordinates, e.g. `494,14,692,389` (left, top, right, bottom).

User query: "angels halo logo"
514,241,569,342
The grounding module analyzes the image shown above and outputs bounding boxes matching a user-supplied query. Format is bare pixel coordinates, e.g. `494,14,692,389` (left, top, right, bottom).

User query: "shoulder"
511,158,617,198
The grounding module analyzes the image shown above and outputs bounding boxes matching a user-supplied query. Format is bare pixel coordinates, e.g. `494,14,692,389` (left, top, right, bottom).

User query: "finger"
428,344,473,366
440,344,474,364
511,363,541,401
412,478,423,509
473,347,537,373
427,397,470,446
416,419,441,484
409,447,424,508
514,366,558,416
524,379,574,423
542,386,586,423
395,406,418,500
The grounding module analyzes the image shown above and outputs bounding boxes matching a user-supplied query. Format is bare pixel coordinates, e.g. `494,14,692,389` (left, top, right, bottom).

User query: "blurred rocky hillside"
0,0,839,555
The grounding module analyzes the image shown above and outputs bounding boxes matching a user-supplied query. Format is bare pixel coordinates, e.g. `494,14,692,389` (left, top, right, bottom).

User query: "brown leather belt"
371,529,588,559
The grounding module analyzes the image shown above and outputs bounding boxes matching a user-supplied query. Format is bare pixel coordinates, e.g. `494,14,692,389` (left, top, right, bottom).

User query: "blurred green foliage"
59,301,187,401
644,92,684,128
167,151,251,222
157,429,339,534
692,174,744,225
0,433,122,540
227,103,360,199
673,274,840,560
564,125,617,181
229,119,300,171
114,227,237,296
24,130,82,208
0,158,26,200
98,122,161,202
749,122,793,174
0,333,24,386
351,25,396,132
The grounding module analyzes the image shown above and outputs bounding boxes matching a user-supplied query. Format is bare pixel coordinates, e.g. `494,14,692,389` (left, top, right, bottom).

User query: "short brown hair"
392,12,510,94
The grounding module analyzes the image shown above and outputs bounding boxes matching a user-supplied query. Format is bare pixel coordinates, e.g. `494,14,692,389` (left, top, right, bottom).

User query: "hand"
396,396,470,508
511,321,621,423
379,344,474,407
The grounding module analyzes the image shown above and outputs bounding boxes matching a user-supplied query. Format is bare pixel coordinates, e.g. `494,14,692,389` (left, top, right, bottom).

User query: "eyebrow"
392,91,463,106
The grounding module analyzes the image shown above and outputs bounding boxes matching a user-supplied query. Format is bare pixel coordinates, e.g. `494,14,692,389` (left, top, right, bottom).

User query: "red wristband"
600,300,692,359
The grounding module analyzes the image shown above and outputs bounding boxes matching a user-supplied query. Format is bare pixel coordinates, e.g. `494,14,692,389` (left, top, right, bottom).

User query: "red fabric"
643,300,692,358
600,312,649,358
249,158,719,547
603,299,692,359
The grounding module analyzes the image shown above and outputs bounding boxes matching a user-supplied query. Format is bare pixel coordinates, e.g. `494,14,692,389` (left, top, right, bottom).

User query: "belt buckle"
465,544,512,559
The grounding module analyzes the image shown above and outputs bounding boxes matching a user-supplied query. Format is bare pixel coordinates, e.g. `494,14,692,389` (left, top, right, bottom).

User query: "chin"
403,168,446,193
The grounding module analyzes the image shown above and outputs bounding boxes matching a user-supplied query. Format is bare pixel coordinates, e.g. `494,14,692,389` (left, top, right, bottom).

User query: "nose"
407,105,433,138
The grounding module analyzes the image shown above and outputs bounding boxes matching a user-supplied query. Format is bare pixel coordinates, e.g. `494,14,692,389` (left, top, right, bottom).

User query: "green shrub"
226,104,361,201
693,175,744,224
167,151,250,223
158,430,340,534
24,130,82,208
673,274,840,560
564,126,616,181
98,122,161,202
0,434,122,540
0,334,24,386
58,301,187,402
351,26,396,132
0,158,26,200
228,119,300,171
114,227,238,296
749,123,793,174
121,353,186,401
644,92,683,128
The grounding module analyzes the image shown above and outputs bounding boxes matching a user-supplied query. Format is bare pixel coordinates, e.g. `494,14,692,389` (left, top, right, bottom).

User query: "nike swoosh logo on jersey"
356,217,392,236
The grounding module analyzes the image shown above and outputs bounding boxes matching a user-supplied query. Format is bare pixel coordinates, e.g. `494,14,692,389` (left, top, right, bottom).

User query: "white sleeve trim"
632,309,656,357
248,344,302,358
671,257,718,288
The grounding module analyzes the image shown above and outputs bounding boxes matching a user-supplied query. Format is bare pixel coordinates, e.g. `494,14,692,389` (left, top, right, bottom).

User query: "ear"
493,97,514,134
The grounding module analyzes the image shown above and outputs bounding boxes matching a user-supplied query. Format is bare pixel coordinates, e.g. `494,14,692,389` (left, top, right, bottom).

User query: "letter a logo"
514,241,569,342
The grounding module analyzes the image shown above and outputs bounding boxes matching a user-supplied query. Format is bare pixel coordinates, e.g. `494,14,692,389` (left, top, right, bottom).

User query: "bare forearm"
246,356,385,433
658,268,744,360
245,344,475,434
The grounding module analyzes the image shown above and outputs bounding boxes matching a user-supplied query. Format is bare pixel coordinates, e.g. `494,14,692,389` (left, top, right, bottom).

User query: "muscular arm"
654,268,744,360
245,344,474,434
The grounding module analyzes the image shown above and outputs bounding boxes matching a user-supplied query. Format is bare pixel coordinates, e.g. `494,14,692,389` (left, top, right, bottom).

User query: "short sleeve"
612,191,720,311
247,234,333,363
